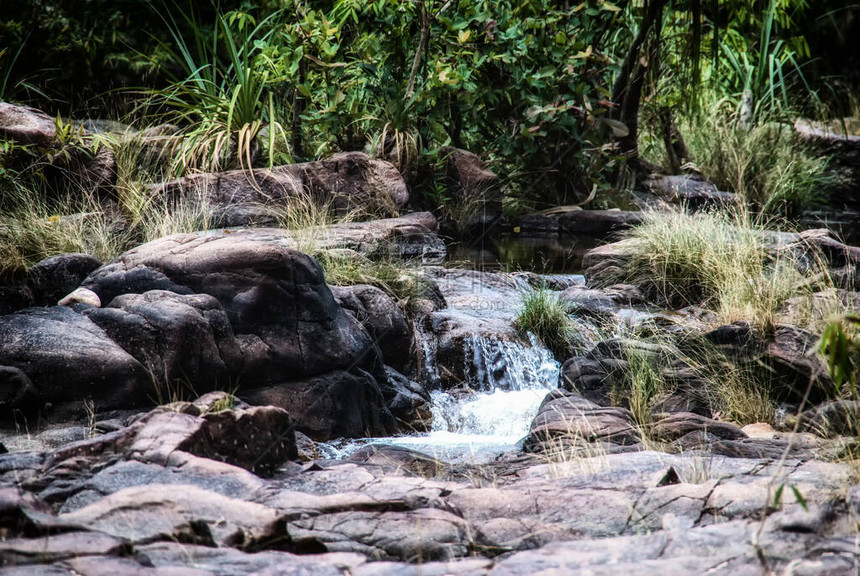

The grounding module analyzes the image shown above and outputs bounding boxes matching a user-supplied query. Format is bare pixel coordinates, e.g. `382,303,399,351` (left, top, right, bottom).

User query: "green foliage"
145,7,286,174
816,314,860,397
516,287,574,357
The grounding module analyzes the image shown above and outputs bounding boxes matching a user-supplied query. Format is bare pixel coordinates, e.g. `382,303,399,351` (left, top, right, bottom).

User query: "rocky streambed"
2,212,860,575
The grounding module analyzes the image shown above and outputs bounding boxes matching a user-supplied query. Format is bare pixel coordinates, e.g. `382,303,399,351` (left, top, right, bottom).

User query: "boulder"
82,230,379,381
0,307,151,410
241,369,392,440
84,290,243,396
152,151,409,227
27,253,102,306
0,102,56,146
523,390,641,453
380,367,432,432
331,284,412,372
442,147,503,233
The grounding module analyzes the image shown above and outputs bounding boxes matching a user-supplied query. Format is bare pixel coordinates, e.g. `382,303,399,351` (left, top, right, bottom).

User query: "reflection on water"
446,235,597,274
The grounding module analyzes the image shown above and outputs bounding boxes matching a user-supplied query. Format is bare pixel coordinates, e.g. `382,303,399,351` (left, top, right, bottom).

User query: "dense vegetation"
2,1,856,212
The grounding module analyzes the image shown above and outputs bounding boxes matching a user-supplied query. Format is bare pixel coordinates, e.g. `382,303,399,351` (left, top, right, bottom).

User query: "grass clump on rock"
516,287,575,357
624,208,829,332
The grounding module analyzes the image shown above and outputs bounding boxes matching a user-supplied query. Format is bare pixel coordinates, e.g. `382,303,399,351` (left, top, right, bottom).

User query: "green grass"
316,249,430,308
624,208,832,332
680,102,840,216
515,288,575,357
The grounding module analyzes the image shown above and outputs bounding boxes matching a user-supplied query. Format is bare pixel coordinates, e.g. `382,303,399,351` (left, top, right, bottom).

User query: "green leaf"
790,485,808,511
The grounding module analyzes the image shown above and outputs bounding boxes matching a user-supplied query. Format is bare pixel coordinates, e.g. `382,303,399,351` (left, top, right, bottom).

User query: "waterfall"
428,333,560,442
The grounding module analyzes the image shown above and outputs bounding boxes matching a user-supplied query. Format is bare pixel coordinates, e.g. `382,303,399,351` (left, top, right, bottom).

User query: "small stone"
58,287,101,308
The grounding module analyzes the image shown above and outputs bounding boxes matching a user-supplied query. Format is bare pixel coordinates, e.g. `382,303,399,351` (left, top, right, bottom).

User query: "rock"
559,356,626,405
799,400,860,437
80,230,394,436
557,210,643,237
0,365,40,412
649,412,748,443
289,507,470,561
0,307,151,411
241,369,392,440
153,152,409,227
27,254,102,307
349,444,448,477
0,102,56,146
795,119,860,208
127,404,298,476
0,532,129,566
312,212,446,262
644,174,739,210
380,367,432,432
581,238,639,288
703,322,831,403
84,290,242,395
523,390,641,453
59,484,285,548
442,147,503,233
0,283,34,315
331,284,412,372
56,287,101,308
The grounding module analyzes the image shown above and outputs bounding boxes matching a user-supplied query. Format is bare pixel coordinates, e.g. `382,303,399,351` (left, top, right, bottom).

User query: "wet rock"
0,283,34,315
331,284,412,372
85,291,243,395
349,444,447,477
0,307,151,411
241,369,391,441
153,152,409,227
27,254,102,307
380,367,432,432
523,390,641,453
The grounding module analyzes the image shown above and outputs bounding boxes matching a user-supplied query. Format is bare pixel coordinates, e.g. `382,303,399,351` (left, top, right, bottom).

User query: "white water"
331,333,560,463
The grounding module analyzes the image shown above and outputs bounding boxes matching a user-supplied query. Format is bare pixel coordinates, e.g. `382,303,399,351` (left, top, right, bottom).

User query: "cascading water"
364,332,561,462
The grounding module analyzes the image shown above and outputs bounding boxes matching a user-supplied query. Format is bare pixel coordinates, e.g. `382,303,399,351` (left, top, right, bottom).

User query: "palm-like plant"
147,7,286,175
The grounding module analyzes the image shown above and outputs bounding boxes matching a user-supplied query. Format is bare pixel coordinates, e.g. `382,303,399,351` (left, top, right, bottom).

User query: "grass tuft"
516,288,575,357
625,208,831,332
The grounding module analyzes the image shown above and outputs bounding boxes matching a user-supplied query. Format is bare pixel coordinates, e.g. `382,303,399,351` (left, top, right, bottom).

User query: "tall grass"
0,187,129,277
680,102,839,216
625,208,831,332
